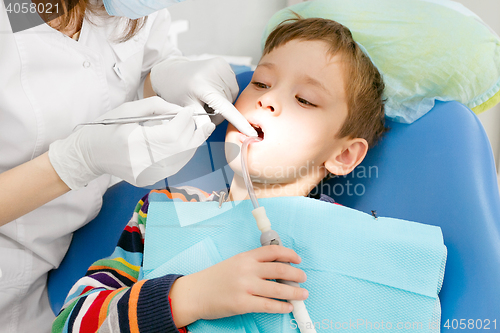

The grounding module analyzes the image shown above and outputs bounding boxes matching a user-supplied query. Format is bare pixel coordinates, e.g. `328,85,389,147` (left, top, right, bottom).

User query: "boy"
52,17,386,333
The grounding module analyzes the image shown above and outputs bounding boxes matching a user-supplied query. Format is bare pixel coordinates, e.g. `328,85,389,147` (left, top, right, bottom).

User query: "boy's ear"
325,138,368,176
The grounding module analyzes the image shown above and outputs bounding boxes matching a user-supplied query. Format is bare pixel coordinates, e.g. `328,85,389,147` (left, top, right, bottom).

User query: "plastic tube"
240,136,317,333
241,137,262,209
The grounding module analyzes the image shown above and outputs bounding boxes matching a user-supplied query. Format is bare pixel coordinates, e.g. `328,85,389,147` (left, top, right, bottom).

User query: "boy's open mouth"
252,124,264,140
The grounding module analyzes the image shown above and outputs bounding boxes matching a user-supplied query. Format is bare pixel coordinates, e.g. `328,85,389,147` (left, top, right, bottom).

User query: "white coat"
0,3,180,331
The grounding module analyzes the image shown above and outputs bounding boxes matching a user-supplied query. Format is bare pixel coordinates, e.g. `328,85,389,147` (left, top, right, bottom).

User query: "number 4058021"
5,2,59,14
444,319,496,330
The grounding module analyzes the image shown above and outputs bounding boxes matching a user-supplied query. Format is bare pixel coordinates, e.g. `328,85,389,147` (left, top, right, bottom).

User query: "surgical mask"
103,0,186,19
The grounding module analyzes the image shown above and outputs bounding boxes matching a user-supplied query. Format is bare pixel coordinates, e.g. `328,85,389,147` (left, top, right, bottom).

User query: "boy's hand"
169,245,308,327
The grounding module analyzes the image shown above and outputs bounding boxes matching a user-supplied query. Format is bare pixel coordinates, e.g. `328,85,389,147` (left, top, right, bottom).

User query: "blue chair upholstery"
325,99,500,326
48,72,500,330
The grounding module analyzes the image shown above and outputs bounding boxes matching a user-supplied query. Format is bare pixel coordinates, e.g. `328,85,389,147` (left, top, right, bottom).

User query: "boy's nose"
257,93,280,115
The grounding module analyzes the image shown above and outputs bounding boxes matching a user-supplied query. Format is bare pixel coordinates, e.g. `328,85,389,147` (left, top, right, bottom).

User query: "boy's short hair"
263,17,387,147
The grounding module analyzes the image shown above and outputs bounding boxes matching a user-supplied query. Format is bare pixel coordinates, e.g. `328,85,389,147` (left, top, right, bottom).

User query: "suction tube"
240,137,317,333
240,136,261,209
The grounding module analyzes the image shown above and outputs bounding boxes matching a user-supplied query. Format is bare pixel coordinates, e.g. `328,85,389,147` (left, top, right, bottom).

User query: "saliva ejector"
241,137,317,333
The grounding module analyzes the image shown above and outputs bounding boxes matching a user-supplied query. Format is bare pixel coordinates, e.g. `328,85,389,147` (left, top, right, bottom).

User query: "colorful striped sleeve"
51,188,209,333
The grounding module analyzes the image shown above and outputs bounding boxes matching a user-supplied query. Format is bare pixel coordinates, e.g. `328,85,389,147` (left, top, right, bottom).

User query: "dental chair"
47,72,500,330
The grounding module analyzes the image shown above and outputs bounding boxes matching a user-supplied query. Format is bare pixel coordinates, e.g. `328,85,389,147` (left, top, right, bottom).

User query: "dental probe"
241,137,317,333
74,112,215,129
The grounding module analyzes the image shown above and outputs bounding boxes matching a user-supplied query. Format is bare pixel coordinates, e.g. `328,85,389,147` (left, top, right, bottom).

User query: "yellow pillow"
263,0,500,123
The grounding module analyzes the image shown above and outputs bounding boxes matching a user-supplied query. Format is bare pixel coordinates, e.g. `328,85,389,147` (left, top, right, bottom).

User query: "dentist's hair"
47,0,146,43
263,16,387,147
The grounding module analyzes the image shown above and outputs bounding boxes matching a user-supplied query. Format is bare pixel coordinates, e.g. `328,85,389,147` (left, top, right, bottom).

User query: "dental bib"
143,193,446,333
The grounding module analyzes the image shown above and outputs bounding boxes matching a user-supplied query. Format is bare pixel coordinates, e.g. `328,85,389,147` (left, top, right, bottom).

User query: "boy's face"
226,40,349,184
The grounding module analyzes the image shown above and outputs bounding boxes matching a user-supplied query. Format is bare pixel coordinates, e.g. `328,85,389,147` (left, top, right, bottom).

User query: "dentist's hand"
150,57,258,137
168,245,308,328
49,97,214,190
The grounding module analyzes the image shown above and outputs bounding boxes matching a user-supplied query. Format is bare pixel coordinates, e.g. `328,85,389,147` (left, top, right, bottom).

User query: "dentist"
0,0,256,331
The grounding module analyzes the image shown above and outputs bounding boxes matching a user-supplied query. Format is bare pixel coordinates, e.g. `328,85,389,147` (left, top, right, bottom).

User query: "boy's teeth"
250,123,264,140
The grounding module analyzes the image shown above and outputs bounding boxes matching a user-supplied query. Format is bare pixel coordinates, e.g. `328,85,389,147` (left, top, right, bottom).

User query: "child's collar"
209,188,336,207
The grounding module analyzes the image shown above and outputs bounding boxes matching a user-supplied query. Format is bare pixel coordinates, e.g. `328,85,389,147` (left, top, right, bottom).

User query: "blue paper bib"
143,193,446,333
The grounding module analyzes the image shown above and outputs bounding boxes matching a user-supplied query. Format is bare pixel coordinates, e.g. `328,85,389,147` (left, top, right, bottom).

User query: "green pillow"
262,0,500,123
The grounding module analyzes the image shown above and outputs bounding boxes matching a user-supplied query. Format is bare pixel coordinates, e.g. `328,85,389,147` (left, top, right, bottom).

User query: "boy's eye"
296,96,317,107
251,81,270,89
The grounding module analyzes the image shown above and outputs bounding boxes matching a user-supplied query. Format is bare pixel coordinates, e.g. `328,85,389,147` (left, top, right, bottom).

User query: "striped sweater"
51,187,213,333
52,186,335,333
